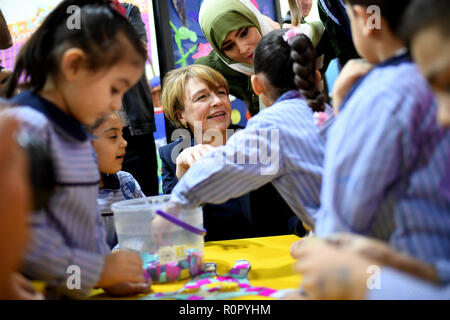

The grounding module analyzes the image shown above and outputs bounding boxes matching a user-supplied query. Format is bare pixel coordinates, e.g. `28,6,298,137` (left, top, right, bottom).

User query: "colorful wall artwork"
1,0,155,78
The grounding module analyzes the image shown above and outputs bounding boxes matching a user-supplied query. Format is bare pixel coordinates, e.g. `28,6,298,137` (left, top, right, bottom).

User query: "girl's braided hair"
289,34,327,112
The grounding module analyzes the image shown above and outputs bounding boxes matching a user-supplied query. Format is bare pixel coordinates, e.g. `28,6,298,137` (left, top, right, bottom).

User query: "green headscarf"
199,0,274,75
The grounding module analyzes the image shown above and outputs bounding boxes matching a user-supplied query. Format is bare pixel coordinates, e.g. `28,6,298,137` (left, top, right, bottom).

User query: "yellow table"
89,234,302,300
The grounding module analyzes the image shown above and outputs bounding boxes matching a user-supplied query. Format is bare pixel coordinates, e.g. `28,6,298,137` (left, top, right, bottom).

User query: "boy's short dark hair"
399,0,450,45
344,0,411,35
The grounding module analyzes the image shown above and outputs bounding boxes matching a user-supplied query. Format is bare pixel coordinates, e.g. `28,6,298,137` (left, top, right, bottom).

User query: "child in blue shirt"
2,0,150,298
400,0,450,128
287,0,450,300
297,0,450,286
87,111,145,249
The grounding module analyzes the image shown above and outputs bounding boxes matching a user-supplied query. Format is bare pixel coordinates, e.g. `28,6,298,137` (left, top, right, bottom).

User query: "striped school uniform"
315,52,450,283
8,91,111,298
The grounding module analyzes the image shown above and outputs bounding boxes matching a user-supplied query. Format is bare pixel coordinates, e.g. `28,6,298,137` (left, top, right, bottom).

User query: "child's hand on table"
97,250,151,296
290,238,307,259
102,281,151,297
9,272,44,300
291,238,375,300
326,233,439,283
326,233,394,262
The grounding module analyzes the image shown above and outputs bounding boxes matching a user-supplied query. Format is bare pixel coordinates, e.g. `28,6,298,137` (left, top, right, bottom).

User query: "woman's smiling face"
179,78,232,136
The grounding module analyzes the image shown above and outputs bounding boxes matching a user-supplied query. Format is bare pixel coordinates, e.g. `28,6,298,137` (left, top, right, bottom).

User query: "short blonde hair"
161,64,229,128
288,0,302,26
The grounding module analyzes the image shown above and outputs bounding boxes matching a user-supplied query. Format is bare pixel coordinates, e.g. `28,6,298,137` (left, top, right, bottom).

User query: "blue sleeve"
171,117,283,208
132,177,145,198
315,86,416,237
367,267,450,299
118,171,145,199
159,145,178,194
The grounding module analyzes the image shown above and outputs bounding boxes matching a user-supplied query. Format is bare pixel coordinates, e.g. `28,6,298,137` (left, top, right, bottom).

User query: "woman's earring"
181,121,188,129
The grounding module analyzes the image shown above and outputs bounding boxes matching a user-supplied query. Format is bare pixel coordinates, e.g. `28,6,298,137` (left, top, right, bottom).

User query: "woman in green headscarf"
195,0,280,116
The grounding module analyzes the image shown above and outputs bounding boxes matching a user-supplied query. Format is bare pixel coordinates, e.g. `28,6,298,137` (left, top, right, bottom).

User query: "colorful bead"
141,249,203,283
180,268,190,279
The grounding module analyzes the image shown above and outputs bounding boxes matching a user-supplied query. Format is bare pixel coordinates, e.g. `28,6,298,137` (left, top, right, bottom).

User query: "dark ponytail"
1,0,147,98
289,34,326,112
254,29,325,112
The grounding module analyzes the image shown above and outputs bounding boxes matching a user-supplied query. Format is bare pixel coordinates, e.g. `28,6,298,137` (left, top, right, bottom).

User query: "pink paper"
187,295,204,300
258,288,277,296
245,287,263,292
217,276,233,281
196,279,212,285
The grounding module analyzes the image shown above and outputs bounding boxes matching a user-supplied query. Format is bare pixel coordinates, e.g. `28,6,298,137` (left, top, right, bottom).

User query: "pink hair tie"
283,28,302,44
107,0,127,18
315,112,329,127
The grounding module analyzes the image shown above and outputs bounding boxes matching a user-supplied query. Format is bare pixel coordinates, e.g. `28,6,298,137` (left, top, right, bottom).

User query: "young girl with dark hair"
2,0,150,298
87,112,145,249
164,29,334,233
295,0,450,291
253,29,329,114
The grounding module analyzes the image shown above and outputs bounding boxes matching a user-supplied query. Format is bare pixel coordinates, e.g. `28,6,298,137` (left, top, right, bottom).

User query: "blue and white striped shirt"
171,90,333,229
98,171,145,248
315,53,450,283
8,91,111,298
367,267,450,300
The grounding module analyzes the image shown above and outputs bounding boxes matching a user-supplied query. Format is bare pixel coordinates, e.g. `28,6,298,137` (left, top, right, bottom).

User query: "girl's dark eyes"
109,135,117,140
111,87,119,94
240,28,249,38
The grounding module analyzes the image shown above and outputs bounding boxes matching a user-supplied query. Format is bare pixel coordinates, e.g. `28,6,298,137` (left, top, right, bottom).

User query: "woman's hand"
175,144,215,179
332,59,373,112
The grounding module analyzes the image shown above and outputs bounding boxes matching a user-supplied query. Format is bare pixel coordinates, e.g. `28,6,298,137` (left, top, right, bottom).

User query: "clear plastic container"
111,195,205,283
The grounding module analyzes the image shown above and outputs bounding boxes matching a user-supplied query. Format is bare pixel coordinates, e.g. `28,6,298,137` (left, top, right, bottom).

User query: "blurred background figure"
0,10,13,91
120,2,159,196
0,109,44,300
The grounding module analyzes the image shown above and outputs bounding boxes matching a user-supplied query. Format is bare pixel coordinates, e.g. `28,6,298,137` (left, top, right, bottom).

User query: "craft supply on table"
141,260,291,300
142,246,204,283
